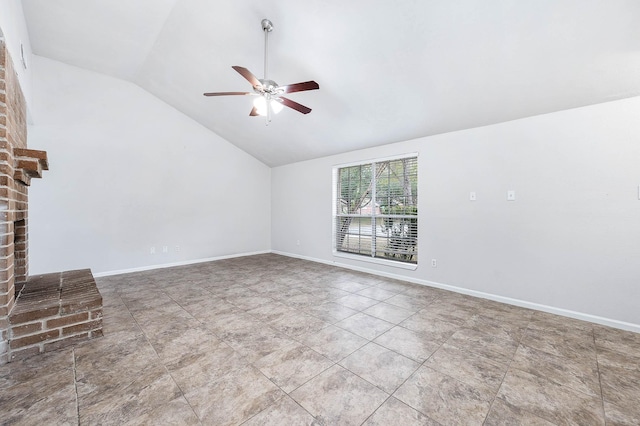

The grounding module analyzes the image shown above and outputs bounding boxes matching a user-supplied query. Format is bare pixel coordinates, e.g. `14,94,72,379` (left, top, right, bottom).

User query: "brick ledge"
8,269,103,361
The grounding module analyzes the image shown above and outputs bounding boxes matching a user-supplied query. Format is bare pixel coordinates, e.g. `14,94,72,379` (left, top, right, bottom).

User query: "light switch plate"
470,191,476,201
507,190,516,201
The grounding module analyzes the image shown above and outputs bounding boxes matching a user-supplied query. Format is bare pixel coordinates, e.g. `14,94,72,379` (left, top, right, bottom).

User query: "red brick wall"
0,38,30,364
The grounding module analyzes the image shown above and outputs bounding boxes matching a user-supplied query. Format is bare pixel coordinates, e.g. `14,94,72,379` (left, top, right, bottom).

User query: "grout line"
593,327,608,423
72,348,80,426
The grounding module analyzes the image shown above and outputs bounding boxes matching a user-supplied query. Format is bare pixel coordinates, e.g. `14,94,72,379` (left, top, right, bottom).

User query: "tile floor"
2,254,640,425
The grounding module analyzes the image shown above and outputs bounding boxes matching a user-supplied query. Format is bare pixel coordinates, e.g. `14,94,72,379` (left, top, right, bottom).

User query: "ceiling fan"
204,19,319,124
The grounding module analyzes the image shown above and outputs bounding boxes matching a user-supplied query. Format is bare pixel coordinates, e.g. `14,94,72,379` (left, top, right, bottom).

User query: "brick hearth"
8,269,103,360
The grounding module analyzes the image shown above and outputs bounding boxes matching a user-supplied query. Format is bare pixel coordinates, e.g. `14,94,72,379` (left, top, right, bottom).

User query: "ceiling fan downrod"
262,19,274,125
262,18,273,81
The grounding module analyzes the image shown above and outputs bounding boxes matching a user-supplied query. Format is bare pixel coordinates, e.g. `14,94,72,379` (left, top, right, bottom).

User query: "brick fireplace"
0,38,102,364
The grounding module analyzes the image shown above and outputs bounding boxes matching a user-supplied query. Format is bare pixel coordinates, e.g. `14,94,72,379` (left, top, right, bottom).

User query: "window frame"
332,153,418,270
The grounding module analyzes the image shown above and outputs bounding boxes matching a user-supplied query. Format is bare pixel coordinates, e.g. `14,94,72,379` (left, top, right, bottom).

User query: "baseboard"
93,250,272,278
272,250,640,333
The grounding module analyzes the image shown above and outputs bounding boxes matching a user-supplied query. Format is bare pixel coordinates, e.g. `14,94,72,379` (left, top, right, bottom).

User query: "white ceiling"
21,0,640,166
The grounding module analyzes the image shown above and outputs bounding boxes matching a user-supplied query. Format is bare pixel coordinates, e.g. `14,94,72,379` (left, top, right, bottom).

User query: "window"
334,154,418,266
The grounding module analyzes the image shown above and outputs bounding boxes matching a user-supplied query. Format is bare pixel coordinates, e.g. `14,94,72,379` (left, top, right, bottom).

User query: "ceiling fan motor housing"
256,79,281,95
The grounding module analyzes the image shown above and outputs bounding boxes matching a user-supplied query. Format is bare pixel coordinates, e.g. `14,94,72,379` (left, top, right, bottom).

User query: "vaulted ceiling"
21,0,640,166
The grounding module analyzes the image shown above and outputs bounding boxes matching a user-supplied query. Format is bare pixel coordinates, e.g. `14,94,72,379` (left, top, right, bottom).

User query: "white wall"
27,56,271,274
272,97,640,329
0,0,33,113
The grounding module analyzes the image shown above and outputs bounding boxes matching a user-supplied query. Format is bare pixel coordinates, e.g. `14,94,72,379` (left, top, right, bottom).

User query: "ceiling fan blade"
203,92,251,96
232,66,262,89
278,97,312,114
280,81,320,94
249,106,260,116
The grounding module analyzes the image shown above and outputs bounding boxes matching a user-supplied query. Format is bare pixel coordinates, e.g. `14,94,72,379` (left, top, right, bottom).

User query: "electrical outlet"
175,245,180,253
150,246,156,254
162,246,169,253
507,190,516,201
431,259,437,268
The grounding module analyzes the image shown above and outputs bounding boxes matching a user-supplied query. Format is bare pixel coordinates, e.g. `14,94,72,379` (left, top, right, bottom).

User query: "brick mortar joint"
11,317,97,335
9,326,102,349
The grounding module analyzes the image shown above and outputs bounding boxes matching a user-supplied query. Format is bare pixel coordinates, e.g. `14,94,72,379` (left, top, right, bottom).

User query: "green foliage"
380,205,417,216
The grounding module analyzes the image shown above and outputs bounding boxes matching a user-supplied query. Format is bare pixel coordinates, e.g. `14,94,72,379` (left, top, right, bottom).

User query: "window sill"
332,250,418,271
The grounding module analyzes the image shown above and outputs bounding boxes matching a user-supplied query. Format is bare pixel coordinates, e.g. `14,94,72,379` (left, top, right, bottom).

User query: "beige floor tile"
363,302,416,324
446,327,519,365
283,292,324,309
412,302,472,325
147,324,221,367
79,369,182,424
465,313,529,343
511,342,601,397
384,293,431,311
603,400,640,426
270,311,331,338
291,365,388,426
339,342,420,394
243,395,317,425
0,348,74,388
335,294,381,311
484,398,556,425
311,287,353,301
124,396,200,425
185,364,284,425
598,362,640,416
223,294,275,311
329,280,372,293
374,326,441,363
520,325,597,363
497,368,605,425
223,327,296,363
246,300,298,324
356,286,398,301
594,324,640,355
307,301,359,323
399,314,461,343
373,279,416,293
394,365,493,425
298,325,368,362
336,312,395,340
167,343,248,395
254,342,334,392
363,397,440,425
0,367,77,425
426,343,508,396
181,297,237,321
596,345,640,372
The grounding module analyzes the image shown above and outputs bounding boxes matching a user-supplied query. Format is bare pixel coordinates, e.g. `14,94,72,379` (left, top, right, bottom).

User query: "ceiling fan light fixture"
271,99,284,114
253,96,283,116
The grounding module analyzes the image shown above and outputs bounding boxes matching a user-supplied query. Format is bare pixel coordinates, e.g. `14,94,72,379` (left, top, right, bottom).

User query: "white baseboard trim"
272,250,640,333
93,250,272,278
